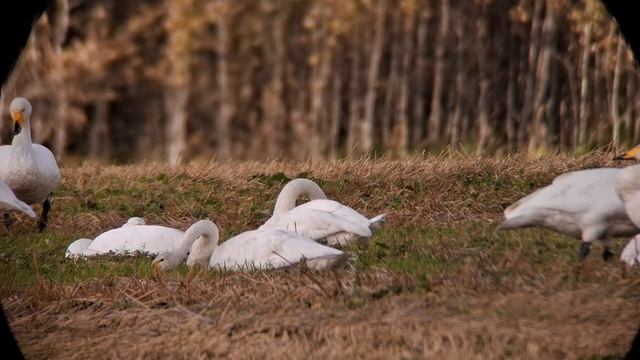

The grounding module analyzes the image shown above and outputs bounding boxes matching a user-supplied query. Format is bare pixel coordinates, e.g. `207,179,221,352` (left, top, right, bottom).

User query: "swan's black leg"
602,247,615,262
579,242,591,261
3,213,12,232
37,194,52,232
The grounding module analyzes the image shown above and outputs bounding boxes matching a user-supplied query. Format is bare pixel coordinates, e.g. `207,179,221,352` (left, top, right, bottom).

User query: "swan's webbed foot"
602,247,615,262
578,242,591,261
3,213,12,232
37,195,52,232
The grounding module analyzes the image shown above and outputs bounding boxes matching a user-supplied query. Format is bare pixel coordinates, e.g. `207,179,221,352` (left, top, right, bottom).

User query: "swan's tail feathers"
497,215,533,230
368,214,386,231
15,201,36,218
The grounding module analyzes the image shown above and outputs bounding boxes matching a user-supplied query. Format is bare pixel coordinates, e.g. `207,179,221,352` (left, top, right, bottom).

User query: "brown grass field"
2,153,640,359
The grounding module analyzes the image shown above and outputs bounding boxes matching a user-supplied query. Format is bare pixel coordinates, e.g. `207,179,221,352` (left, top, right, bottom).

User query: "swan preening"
0,98,60,232
65,217,184,258
152,220,347,273
259,178,386,247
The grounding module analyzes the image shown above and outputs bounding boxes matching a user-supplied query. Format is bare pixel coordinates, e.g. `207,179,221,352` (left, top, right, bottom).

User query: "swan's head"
123,217,146,227
615,145,640,161
152,251,184,271
9,97,32,136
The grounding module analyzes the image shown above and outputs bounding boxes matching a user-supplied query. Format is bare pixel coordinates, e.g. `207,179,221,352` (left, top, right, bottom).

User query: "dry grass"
2,153,640,359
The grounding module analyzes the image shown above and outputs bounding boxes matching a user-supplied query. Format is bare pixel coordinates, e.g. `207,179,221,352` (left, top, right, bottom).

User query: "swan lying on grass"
65,217,184,258
259,178,386,247
152,220,347,274
499,168,638,261
0,98,60,232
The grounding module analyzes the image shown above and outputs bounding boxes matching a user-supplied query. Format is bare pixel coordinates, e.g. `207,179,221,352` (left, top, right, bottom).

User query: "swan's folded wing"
0,180,36,217
85,225,184,256
212,230,343,270
32,144,61,186
267,208,372,241
505,168,622,218
295,199,372,225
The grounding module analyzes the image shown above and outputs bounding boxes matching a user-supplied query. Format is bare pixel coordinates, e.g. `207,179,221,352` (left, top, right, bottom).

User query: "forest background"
2,0,638,164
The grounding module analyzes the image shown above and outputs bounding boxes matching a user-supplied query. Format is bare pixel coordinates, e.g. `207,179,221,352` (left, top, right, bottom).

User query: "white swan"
64,217,184,258
259,178,386,247
0,179,36,218
0,98,60,231
499,168,638,261
152,220,347,272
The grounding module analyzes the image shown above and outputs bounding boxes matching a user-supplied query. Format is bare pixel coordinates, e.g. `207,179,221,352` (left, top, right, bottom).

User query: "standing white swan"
259,178,386,247
499,168,638,261
0,98,60,231
0,179,36,218
152,220,347,272
64,217,184,258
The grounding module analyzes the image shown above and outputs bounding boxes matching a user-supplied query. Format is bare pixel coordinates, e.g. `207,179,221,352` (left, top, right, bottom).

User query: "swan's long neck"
10,116,33,160
176,220,220,255
273,178,327,215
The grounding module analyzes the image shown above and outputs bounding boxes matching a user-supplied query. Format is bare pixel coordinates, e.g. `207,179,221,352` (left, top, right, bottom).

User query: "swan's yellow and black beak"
614,145,640,161
10,110,24,136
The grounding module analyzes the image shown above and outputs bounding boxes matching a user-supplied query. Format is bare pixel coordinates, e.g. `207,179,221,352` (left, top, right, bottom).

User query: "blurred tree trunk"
346,27,362,155
89,101,110,159
578,0,593,146
261,9,287,157
308,5,332,158
611,36,624,148
428,0,449,146
411,6,429,148
360,2,385,153
450,2,466,148
329,71,342,156
216,11,233,160
391,6,414,155
528,1,559,153
164,0,192,165
519,0,544,147
475,12,490,155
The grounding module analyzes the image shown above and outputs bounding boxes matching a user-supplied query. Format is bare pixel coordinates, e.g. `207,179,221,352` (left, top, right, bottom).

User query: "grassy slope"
2,154,639,359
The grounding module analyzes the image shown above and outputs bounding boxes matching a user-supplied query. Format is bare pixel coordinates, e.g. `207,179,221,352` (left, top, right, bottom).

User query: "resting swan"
499,168,638,261
0,98,60,231
152,220,347,272
259,178,386,247
0,179,36,219
65,217,184,258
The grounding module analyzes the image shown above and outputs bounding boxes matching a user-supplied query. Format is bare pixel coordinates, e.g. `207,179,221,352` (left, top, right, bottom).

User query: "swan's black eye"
159,259,164,262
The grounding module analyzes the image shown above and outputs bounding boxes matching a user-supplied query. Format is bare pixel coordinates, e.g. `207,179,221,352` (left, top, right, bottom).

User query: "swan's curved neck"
11,116,33,158
177,220,220,255
273,179,327,215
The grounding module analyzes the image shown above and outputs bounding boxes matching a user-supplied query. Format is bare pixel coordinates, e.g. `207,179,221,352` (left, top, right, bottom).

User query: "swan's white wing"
65,238,93,258
505,168,623,219
621,235,640,266
32,144,61,189
296,199,372,224
84,225,184,256
0,145,9,169
261,207,372,241
0,179,36,217
211,229,344,271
